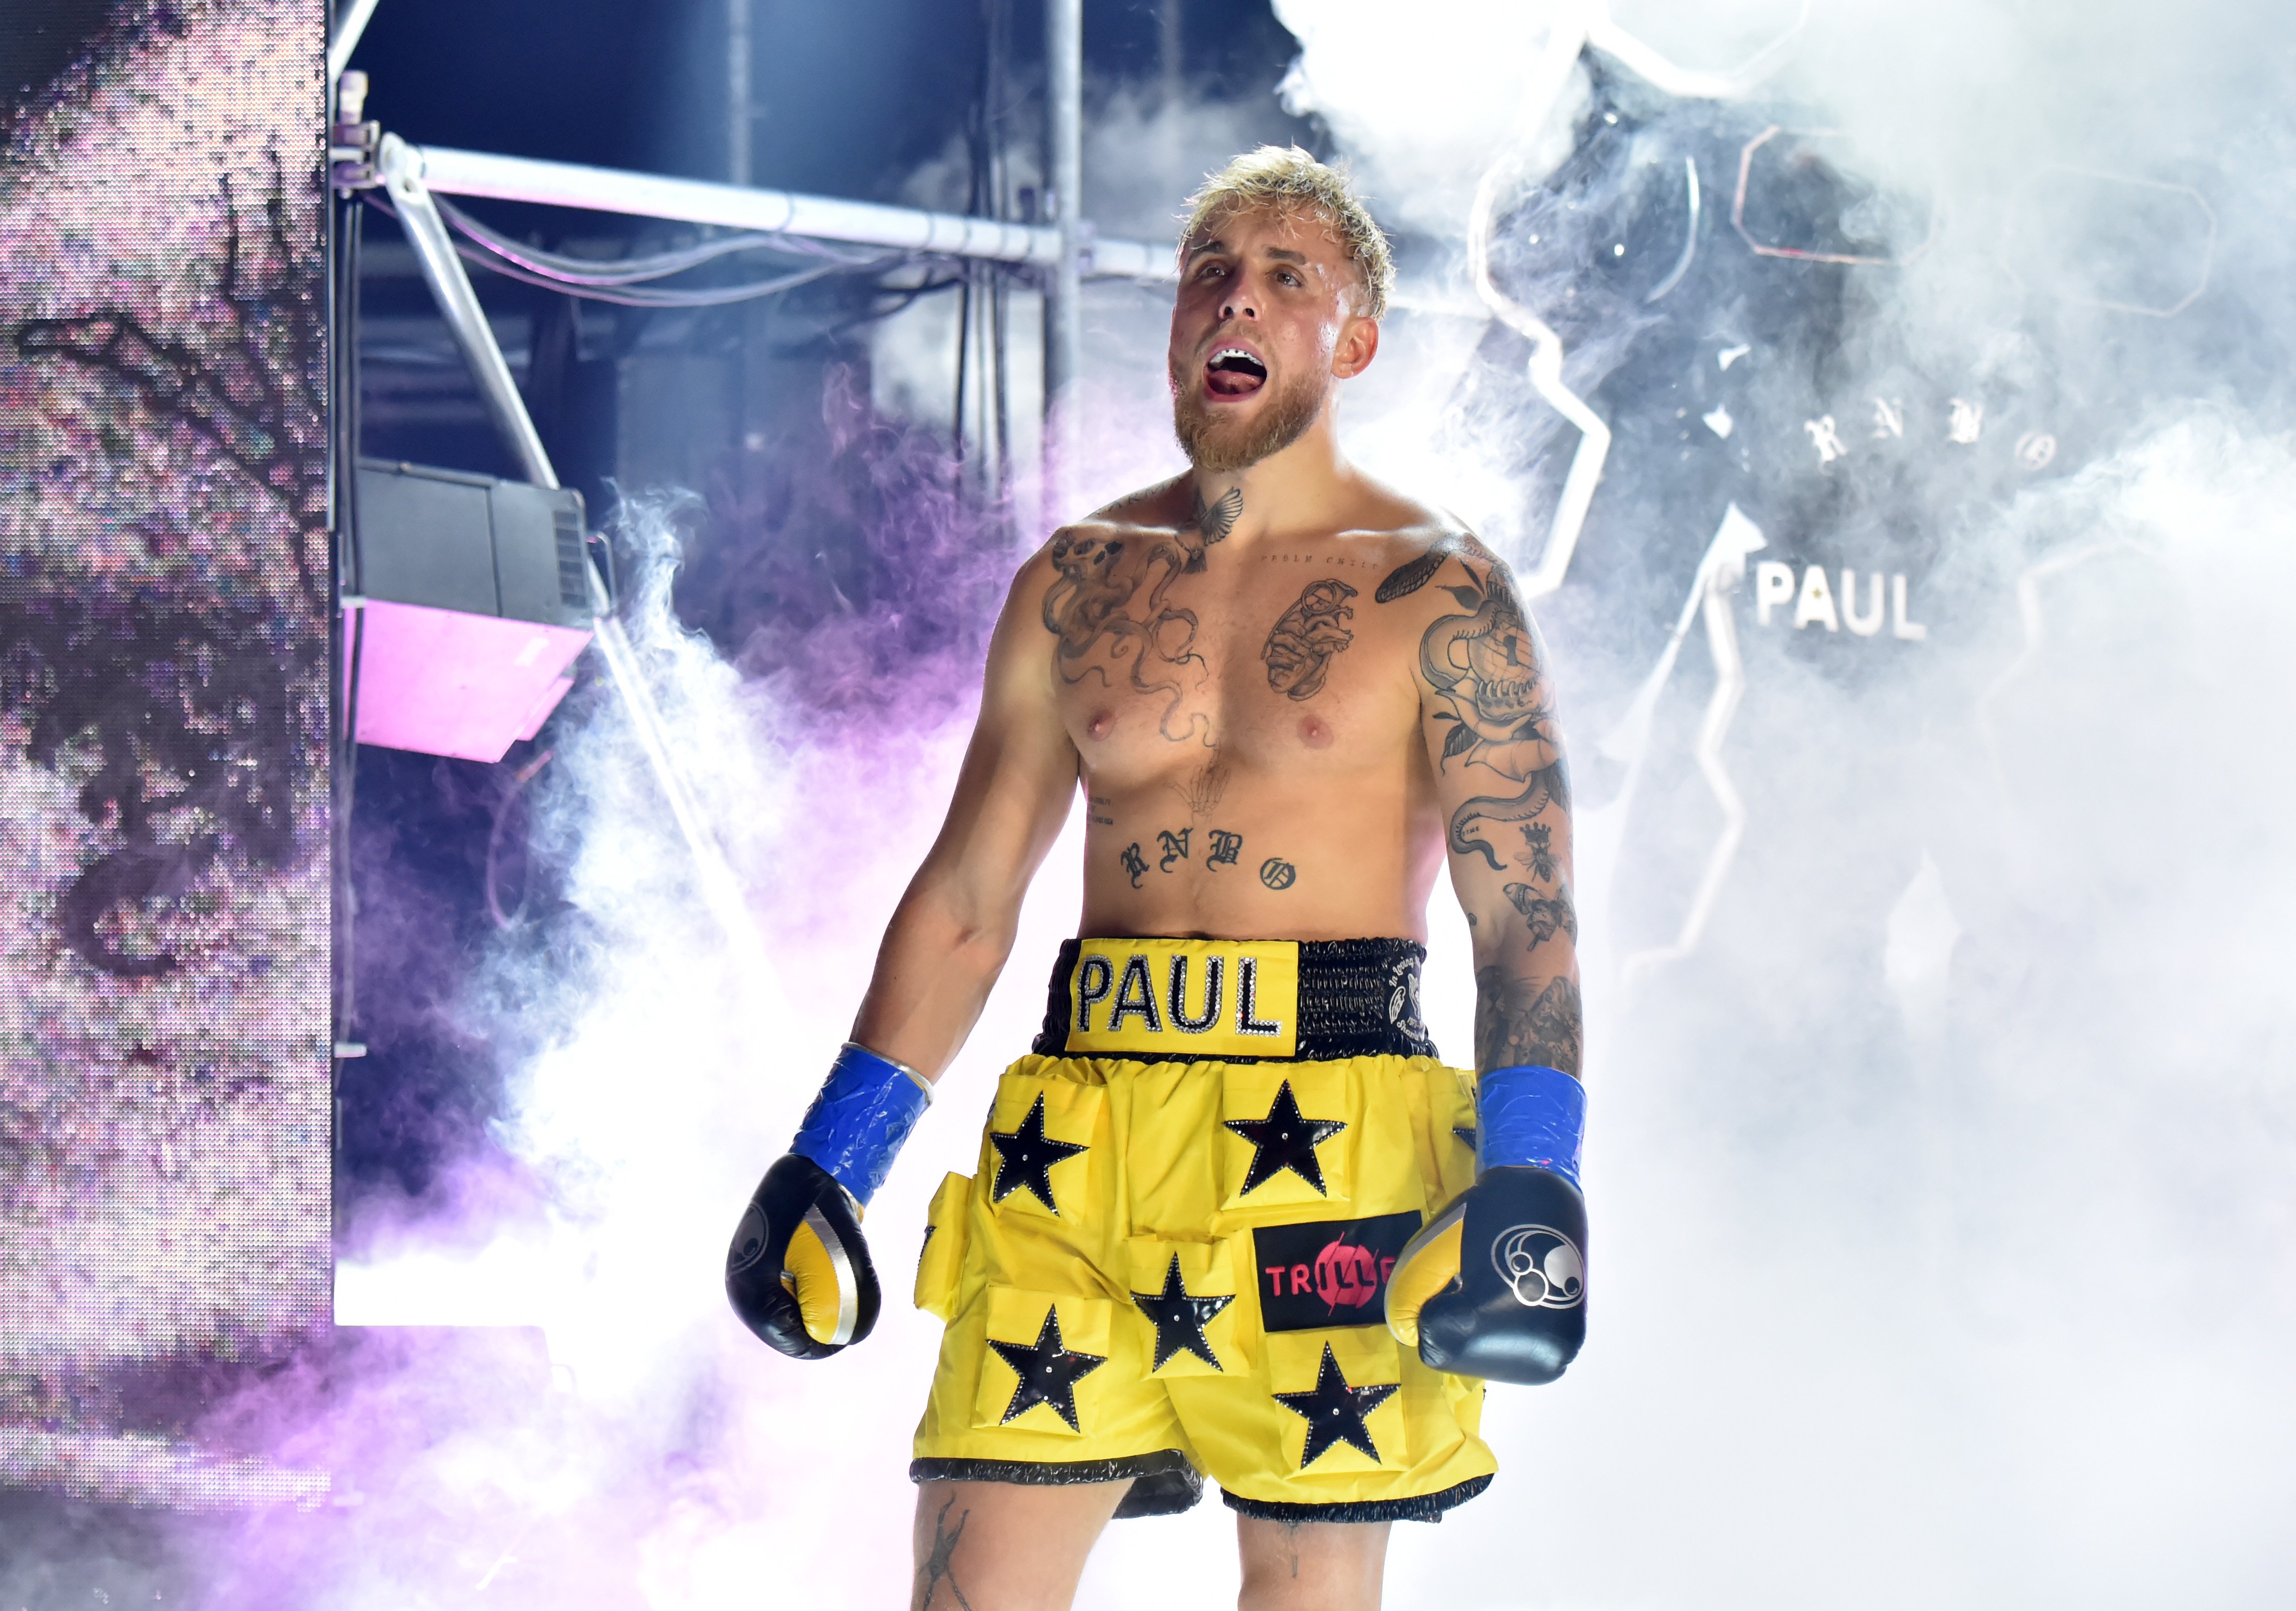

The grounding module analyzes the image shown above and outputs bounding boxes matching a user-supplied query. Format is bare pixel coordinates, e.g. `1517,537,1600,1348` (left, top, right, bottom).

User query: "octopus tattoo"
1042,521,1210,740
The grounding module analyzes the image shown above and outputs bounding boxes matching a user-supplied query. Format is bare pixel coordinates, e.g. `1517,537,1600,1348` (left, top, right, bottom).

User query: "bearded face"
1169,347,1332,475
1165,204,1373,475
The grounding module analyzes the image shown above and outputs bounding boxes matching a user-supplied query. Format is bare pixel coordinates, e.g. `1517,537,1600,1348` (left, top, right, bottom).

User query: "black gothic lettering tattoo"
1503,882,1578,950
1158,828,1190,871
1206,829,1243,868
1262,579,1358,700
1171,757,1229,817
1474,969,1583,1076
1043,525,1210,742
1192,484,1243,544
1120,842,1148,888
1518,821,1557,882
1258,858,1297,890
913,1495,975,1611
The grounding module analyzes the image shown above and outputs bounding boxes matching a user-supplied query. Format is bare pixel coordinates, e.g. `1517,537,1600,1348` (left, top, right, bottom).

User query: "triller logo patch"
1252,1212,1421,1332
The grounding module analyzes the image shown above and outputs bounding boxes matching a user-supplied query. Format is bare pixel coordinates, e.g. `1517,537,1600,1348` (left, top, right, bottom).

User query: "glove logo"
727,1203,768,1275
1491,1224,1584,1311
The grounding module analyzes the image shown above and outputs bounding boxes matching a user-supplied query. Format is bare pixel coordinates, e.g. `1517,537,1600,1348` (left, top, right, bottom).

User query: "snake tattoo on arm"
1385,531,1583,1075
1386,540,1570,869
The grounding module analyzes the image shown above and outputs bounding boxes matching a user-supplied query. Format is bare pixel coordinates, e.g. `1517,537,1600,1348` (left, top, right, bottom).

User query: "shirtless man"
726,148,1589,1610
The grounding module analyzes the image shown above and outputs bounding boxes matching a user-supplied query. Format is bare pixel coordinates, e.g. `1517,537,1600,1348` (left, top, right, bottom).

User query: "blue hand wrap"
1475,1063,1584,1187
790,1043,931,1207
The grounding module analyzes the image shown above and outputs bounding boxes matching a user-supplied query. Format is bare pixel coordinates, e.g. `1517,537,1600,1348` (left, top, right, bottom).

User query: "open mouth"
1204,346,1268,399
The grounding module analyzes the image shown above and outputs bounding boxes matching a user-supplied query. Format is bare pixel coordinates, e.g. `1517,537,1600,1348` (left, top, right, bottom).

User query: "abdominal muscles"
1076,760,1438,942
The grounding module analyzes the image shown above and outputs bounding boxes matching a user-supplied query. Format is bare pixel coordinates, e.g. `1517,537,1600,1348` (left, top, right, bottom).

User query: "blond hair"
1178,146,1395,320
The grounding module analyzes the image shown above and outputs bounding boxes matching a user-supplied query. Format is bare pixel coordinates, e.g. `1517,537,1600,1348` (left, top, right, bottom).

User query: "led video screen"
0,0,330,1501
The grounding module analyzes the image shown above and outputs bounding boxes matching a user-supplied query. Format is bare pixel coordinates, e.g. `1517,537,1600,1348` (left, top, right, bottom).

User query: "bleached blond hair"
1178,146,1395,320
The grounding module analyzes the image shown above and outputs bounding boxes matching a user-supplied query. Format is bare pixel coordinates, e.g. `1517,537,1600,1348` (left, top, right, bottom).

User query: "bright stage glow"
6,1,2296,1605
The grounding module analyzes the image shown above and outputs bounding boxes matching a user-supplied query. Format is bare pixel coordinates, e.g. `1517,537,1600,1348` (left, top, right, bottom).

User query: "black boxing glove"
726,1043,930,1359
1386,1063,1586,1384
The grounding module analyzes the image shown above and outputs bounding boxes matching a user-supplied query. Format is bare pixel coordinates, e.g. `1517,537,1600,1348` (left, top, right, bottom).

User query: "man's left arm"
1382,533,1589,1383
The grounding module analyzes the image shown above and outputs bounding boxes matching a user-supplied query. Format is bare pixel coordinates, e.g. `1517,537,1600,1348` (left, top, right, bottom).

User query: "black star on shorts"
1130,1254,1234,1371
1272,1342,1398,1467
987,1306,1106,1431
989,1092,1087,1213
1223,1079,1347,1196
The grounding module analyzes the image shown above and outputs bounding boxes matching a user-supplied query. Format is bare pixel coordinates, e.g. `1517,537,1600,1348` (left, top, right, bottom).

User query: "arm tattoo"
1450,761,1570,871
1374,529,1491,603
1042,526,1210,742
913,1495,975,1611
1503,882,1578,950
1475,970,1582,1076
1518,822,1557,882
1192,484,1242,544
1405,548,1569,869
1262,580,1357,699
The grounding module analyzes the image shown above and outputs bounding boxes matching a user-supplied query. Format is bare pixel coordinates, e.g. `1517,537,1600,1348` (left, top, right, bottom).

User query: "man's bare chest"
1041,531,1413,759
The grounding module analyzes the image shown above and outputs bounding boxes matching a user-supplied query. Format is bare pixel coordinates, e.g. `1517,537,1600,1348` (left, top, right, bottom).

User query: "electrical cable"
815,273,970,343
431,193,886,284
362,193,908,308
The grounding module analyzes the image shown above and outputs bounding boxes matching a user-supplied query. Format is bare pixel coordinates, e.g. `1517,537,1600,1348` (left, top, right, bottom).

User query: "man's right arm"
848,548,1078,1082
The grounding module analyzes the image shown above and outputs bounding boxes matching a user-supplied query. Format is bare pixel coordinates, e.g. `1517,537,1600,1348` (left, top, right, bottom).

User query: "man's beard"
1170,358,1328,475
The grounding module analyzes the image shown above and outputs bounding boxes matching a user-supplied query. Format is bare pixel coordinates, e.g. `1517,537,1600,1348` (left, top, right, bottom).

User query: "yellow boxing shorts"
908,937,1497,1523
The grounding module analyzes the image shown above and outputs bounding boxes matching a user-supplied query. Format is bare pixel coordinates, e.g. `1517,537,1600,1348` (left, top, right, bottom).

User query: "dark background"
335,0,1314,1248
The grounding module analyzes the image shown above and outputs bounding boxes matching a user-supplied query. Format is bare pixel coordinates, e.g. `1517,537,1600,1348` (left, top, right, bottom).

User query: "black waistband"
1032,937,1439,1063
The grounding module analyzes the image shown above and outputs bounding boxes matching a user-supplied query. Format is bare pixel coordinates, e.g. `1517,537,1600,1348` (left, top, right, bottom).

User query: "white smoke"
324,5,2296,1605
1251,4,2296,1608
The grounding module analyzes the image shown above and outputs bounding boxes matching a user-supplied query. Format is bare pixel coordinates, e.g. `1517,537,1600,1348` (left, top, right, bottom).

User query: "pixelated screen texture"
0,0,330,1492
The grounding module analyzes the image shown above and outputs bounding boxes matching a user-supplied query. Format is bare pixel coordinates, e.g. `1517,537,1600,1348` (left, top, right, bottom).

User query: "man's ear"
1332,312,1380,380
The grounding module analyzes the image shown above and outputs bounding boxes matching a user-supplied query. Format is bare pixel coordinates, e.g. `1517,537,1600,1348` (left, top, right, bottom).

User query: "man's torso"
1021,476,1463,942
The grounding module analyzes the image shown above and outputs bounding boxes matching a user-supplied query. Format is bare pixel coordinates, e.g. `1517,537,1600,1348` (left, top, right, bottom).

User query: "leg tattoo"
913,1495,974,1611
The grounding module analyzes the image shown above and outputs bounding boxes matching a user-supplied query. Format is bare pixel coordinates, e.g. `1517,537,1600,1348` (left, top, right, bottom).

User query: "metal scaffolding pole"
370,133,771,985
378,134,556,487
329,0,383,86
726,0,751,187
1043,0,1083,509
411,143,1172,279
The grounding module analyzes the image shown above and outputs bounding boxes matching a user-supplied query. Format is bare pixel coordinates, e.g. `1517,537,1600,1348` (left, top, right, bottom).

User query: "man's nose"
1219,293,1258,321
